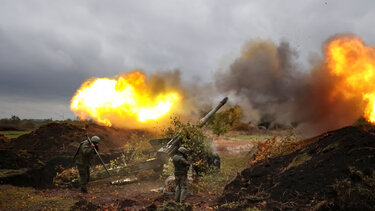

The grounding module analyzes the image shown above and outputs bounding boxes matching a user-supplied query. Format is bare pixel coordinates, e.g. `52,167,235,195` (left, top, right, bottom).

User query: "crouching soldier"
73,136,100,193
173,147,190,203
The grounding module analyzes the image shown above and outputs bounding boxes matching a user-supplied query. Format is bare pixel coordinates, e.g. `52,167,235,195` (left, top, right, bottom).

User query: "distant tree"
206,105,244,135
210,113,229,136
10,115,21,123
19,120,36,130
222,105,243,127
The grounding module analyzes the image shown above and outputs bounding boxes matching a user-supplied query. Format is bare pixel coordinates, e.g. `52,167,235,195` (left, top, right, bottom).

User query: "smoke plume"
215,35,372,136
215,39,303,124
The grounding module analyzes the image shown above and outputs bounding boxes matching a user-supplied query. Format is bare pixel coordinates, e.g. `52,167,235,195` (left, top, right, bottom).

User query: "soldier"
73,136,100,193
172,146,190,203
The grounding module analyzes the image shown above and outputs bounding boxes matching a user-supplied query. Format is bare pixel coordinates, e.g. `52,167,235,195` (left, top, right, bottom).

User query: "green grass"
225,133,274,141
286,152,312,170
320,142,339,153
0,185,75,210
190,152,252,194
224,133,297,143
0,130,31,139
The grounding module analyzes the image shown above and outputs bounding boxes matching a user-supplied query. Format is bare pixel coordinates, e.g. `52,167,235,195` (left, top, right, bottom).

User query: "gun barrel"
199,97,228,127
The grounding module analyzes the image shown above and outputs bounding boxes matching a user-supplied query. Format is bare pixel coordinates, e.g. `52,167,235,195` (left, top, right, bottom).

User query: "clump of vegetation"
223,105,244,127
160,158,174,180
209,113,230,136
254,135,301,161
123,133,154,163
207,105,244,135
332,167,375,210
199,104,244,135
53,168,79,188
162,116,214,176
352,116,375,132
286,152,312,170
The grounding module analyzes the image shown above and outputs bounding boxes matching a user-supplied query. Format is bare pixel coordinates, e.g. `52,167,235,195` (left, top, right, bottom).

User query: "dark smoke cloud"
215,39,303,122
215,36,367,136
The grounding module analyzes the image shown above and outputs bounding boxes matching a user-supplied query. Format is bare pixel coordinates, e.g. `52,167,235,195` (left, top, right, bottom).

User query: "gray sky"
0,0,374,120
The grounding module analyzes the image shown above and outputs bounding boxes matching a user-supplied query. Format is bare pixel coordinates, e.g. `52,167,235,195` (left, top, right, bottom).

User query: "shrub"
162,116,214,176
332,167,375,210
254,135,301,162
210,113,229,136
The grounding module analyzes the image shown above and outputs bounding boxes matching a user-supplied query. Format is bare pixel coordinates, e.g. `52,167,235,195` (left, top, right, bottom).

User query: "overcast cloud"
0,0,374,119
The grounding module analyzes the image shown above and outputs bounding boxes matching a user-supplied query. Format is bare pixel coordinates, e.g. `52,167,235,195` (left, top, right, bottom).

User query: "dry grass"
0,185,75,210
0,130,31,139
190,152,252,194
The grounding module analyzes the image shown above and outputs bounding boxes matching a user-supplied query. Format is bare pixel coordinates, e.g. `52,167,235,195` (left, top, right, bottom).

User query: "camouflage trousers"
175,174,187,203
77,164,90,191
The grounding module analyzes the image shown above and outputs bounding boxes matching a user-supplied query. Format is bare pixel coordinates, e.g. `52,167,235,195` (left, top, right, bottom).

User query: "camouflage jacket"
173,154,190,175
74,140,95,166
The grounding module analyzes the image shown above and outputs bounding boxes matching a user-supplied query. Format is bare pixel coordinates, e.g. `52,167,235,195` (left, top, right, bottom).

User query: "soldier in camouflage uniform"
172,146,190,203
73,136,100,193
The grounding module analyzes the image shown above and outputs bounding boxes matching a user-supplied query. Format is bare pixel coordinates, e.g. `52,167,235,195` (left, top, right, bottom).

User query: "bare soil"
2,122,374,210
0,123,154,188
220,126,375,210
32,177,219,210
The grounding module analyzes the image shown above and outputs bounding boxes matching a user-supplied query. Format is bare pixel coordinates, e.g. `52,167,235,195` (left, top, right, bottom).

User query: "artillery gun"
125,97,228,174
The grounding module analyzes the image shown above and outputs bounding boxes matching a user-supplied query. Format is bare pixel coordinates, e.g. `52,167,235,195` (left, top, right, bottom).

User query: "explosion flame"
70,72,180,126
326,36,375,123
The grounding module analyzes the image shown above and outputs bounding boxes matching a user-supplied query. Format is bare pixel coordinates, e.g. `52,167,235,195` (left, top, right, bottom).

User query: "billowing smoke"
215,39,303,125
215,35,373,136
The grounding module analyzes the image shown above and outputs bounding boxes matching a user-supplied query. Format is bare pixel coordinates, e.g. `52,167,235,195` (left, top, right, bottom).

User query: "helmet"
91,136,101,143
178,147,187,155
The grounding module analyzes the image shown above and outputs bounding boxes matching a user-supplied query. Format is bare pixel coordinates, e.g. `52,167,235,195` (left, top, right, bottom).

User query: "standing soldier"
73,136,100,193
172,146,190,203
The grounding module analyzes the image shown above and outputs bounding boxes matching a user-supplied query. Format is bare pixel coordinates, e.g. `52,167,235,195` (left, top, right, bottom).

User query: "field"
0,122,373,210
0,130,31,139
0,185,75,210
0,129,276,210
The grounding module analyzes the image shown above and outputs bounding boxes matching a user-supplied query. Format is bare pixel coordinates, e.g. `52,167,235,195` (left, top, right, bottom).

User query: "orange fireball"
70,72,180,126
325,35,375,123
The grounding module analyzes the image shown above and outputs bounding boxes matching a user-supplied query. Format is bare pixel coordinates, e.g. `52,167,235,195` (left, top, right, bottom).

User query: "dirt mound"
2,123,153,165
0,126,19,131
71,199,100,211
70,198,138,210
7,123,85,154
0,135,9,148
0,123,153,188
220,126,375,210
146,201,192,211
